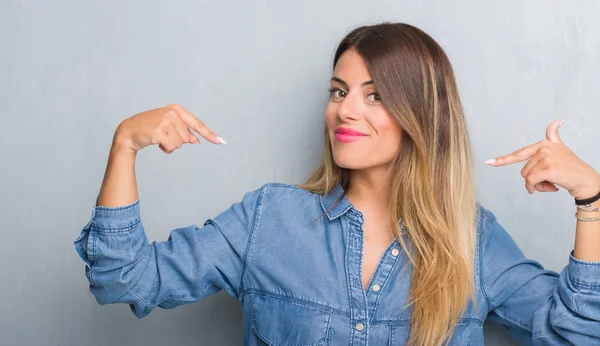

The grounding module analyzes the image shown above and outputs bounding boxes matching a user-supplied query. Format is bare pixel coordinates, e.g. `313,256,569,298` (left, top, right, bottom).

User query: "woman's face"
325,48,403,170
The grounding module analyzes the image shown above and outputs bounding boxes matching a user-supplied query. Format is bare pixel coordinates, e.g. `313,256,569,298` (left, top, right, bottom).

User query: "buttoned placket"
344,208,403,345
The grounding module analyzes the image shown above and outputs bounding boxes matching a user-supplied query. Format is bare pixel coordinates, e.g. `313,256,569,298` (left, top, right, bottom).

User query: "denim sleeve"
480,208,600,345
73,187,263,318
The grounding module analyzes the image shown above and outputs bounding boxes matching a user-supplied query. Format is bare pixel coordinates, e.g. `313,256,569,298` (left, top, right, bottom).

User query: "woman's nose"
337,94,361,122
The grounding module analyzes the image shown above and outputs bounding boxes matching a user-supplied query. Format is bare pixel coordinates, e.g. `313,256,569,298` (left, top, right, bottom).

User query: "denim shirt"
73,183,600,345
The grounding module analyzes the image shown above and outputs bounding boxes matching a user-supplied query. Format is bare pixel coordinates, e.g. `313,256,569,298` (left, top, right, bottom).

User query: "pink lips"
334,127,367,143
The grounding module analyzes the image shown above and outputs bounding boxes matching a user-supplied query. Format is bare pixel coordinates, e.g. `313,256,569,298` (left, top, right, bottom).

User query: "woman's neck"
346,166,390,221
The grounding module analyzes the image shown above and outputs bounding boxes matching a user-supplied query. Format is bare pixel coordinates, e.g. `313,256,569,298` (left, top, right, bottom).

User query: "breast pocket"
251,294,332,346
390,323,473,345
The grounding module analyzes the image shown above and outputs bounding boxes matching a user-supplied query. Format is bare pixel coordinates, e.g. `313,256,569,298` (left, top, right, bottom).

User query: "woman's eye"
328,88,347,99
367,93,381,103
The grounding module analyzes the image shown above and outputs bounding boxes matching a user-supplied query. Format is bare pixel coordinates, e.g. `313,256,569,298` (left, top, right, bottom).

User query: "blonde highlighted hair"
300,23,478,346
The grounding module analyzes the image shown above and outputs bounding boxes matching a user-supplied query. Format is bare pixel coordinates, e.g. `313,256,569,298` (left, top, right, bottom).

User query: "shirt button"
391,248,400,256
372,284,381,292
355,322,364,331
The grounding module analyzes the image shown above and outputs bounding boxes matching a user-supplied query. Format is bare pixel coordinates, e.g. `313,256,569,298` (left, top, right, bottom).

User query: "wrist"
576,199,600,213
574,175,600,201
112,124,137,156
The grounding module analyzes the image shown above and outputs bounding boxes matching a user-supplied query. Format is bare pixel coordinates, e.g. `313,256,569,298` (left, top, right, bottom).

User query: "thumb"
546,119,564,144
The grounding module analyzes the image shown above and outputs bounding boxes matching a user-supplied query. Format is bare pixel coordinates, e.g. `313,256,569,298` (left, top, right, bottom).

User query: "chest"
361,220,396,290
240,205,485,345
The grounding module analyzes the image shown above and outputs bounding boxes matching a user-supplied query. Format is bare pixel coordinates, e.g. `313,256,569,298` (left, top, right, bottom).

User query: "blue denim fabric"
74,183,600,345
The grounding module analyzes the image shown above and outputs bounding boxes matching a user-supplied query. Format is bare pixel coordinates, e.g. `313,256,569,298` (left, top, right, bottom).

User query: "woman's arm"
96,103,225,207
74,187,262,318
74,104,245,317
573,198,600,261
479,207,600,345
483,120,600,343
488,119,600,262
96,138,138,207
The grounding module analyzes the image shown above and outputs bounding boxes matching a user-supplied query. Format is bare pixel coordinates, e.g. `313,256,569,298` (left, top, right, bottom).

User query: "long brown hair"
300,23,478,346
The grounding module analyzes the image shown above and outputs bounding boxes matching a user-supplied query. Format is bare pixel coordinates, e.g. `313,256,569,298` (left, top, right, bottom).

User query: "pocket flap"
251,295,331,346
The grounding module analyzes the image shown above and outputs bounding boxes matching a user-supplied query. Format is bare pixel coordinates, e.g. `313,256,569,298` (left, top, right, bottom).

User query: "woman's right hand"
114,104,226,154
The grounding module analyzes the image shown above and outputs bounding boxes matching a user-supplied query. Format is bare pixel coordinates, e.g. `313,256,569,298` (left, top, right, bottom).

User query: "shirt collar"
319,183,408,238
319,183,355,220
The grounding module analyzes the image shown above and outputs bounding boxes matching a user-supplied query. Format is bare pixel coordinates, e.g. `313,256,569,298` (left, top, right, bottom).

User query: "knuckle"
525,175,535,184
159,119,170,129
167,103,182,111
163,110,177,120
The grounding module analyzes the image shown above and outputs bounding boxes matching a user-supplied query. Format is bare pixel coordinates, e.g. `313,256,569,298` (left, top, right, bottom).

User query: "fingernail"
216,136,227,144
559,119,564,127
484,158,496,165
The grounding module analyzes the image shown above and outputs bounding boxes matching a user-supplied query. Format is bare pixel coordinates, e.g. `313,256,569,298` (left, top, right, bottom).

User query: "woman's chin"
332,156,371,170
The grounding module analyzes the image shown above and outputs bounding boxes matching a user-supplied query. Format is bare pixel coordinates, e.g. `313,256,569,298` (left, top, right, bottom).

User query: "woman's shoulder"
261,182,315,194
475,202,497,225
240,182,324,209
474,202,516,249
246,182,321,197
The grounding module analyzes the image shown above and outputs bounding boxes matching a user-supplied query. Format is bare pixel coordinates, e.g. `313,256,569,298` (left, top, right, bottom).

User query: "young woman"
74,23,600,345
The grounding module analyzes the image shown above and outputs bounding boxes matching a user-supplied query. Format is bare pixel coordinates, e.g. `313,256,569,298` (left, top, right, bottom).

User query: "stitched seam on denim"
371,317,482,326
477,207,492,314
89,231,96,266
250,298,267,344
245,289,346,316
237,186,265,298
492,307,529,331
106,232,143,305
331,204,353,220
92,219,141,234
357,223,368,318
94,200,139,211
321,196,353,220
570,279,600,290
570,257,600,266
340,217,356,346
530,313,572,339
130,274,216,307
251,326,272,345
105,278,140,305
369,240,400,325
467,321,472,345
356,221,368,346
343,219,353,312
322,311,333,345
250,293,332,346
87,232,95,284
262,182,313,194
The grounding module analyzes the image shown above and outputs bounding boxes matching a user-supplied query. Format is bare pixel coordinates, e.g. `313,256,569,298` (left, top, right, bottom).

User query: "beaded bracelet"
575,212,600,222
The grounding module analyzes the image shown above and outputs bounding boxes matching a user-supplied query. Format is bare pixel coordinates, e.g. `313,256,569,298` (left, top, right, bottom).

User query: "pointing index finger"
486,141,544,166
174,105,226,145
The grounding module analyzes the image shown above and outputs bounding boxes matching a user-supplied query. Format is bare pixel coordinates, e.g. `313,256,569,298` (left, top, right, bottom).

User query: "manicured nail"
559,119,564,127
216,136,227,144
484,158,496,165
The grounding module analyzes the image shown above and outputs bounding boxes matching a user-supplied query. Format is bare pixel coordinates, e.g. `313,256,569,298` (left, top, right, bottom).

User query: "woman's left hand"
485,119,600,200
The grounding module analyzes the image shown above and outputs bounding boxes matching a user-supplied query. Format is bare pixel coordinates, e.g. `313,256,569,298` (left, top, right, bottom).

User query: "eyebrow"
330,77,374,89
